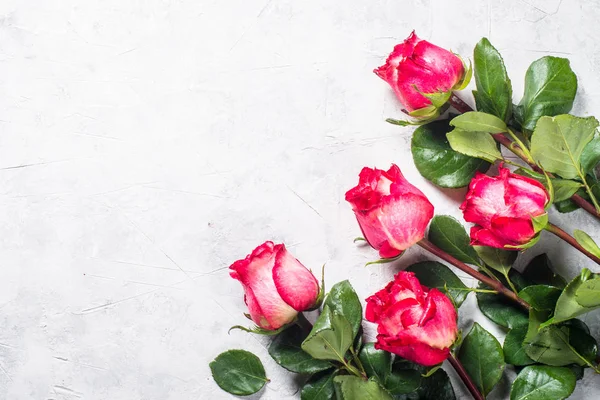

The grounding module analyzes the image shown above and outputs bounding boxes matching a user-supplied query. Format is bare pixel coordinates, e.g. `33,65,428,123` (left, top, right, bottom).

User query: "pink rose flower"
461,165,549,249
229,241,320,330
375,31,465,112
366,271,458,366
345,164,434,258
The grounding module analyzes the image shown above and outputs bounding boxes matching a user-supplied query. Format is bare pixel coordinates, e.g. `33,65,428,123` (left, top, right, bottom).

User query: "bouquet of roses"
209,32,600,399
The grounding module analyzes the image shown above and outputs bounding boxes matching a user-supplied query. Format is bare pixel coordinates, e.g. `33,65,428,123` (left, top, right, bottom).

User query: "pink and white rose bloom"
461,165,550,249
345,164,434,258
375,31,466,113
366,271,458,366
229,241,320,330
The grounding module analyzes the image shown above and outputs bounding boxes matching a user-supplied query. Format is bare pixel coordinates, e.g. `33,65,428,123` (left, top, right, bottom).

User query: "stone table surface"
1,0,599,399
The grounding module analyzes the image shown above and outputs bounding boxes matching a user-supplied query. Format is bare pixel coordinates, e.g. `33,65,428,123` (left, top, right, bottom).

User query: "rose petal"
273,244,319,311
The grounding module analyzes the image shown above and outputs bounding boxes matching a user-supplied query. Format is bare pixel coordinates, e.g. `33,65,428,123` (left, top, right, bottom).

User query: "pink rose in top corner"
366,271,458,366
345,164,434,259
375,31,465,112
461,165,549,249
229,241,320,330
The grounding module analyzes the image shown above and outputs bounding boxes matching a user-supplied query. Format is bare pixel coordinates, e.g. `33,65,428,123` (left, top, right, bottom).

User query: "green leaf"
516,57,577,132
473,38,512,122
301,306,354,362
573,230,600,258
447,128,503,163
412,119,491,188
301,371,336,400
358,343,391,383
324,280,363,338
269,325,332,374
333,376,392,400
210,349,269,396
503,326,535,366
523,309,596,366
406,261,469,307
385,362,422,395
530,115,599,180
474,245,517,275
458,323,505,396
510,365,576,400
428,215,481,266
518,285,561,311
550,179,582,202
477,281,529,329
552,269,597,324
575,278,600,307
522,254,566,289
581,136,600,174
395,369,456,400
450,111,508,133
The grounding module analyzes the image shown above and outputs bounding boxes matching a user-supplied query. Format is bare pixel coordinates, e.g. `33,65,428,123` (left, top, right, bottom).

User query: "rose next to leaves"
210,30,600,400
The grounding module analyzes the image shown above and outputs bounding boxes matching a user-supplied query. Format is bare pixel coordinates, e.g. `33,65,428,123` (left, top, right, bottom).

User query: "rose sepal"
453,55,473,91
306,265,326,311
365,253,403,267
531,213,549,233
229,320,296,336
503,234,541,250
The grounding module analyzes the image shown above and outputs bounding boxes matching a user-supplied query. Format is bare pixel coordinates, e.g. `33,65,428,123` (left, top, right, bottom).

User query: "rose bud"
461,165,550,249
229,241,320,330
375,31,467,116
366,271,458,366
345,164,434,258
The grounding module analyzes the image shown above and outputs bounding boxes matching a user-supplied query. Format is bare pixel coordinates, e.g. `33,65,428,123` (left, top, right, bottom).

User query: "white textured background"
0,0,599,399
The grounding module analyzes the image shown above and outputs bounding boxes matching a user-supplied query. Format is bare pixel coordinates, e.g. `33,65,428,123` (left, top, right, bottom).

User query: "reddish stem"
545,223,600,266
417,239,530,310
448,353,484,400
448,93,600,221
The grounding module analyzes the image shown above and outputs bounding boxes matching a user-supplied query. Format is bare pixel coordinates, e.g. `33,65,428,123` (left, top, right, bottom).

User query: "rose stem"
417,238,531,310
448,353,484,400
448,93,600,220
544,223,600,266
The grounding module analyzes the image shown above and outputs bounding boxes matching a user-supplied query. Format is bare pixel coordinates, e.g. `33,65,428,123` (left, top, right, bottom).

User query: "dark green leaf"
522,254,566,289
503,326,535,366
473,38,512,122
530,115,599,180
510,365,576,400
302,306,354,362
566,319,598,362
411,119,491,188
477,286,529,329
447,128,503,163
518,285,561,311
474,245,517,275
458,323,505,396
554,198,580,213
385,362,422,395
269,325,332,374
575,277,600,307
210,349,269,396
450,111,508,133
333,376,392,400
516,56,577,132
395,369,456,400
301,371,336,400
428,215,481,266
324,280,363,338
406,261,469,308
523,309,594,366
581,136,600,174
358,343,391,383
